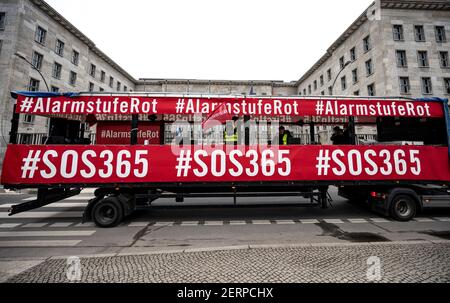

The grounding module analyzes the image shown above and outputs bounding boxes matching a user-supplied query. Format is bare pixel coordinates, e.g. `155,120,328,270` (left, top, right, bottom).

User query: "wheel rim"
96,204,117,225
395,199,411,217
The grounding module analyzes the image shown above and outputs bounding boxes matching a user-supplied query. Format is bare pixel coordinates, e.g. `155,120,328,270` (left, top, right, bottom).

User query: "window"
109,76,114,88
319,75,324,86
327,69,332,81
89,82,94,92
435,26,446,43
353,90,360,96
313,80,317,90
350,47,357,61
363,35,371,52
28,78,40,91
124,85,127,92
341,76,347,91
71,50,79,66
51,86,59,93
367,84,375,96
0,12,6,30
414,25,426,42
321,91,325,96
352,68,358,84
393,24,404,41
90,64,96,78
23,114,34,124
69,71,77,86
365,59,374,76
31,52,43,70
328,86,333,95
303,89,306,95
308,85,311,94
417,51,429,67
440,51,449,68
101,71,106,82
421,77,432,94
444,78,450,94
35,26,46,44
117,81,121,91
396,50,407,67
339,56,345,68
99,87,105,92
52,62,62,79
55,39,64,56
399,77,410,94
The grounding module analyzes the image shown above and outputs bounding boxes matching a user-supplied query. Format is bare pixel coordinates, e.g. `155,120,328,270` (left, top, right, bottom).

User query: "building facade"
0,0,449,170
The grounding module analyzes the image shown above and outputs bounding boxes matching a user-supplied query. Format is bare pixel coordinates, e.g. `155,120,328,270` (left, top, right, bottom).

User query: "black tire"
389,194,417,221
92,197,124,228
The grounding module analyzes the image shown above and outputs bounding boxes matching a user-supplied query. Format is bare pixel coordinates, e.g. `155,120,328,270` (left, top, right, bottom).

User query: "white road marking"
22,196,93,201
413,218,435,222
0,203,87,208
300,219,320,224
180,221,200,226
0,212,82,219
152,222,175,227
275,220,296,225
21,223,49,228
251,220,272,225
434,217,450,222
49,222,74,228
128,222,149,227
323,219,344,224
370,218,391,223
0,223,22,229
229,221,247,225
0,230,96,237
347,219,368,224
203,221,224,226
74,222,96,228
0,240,82,247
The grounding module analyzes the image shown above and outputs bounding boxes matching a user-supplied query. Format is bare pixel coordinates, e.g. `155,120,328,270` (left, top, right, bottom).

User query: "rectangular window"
350,47,357,61
341,76,347,91
396,50,407,67
421,77,432,94
35,26,47,44
303,89,306,96
28,78,40,91
90,64,96,78
352,68,358,84
327,69,332,81
440,51,449,68
399,77,410,94
109,76,114,88
0,12,6,30
353,90,360,96
71,50,79,66
52,62,62,79
31,52,43,70
435,26,446,43
51,86,59,93
69,71,77,86
101,71,106,82
365,59,374,76
320,91,325,96
308,85,311,95
444,78,450,94
99,87,105,92
89,82,94,92
23,114,34,124
55,39,64,56
124,85,127,92
393,24,404,41
417,51,429,67
313,80,317,90
117,81,121,91
339,56,345,68
328,86,333,95
363,35,371,52
414,25,426,42
319,75,324,86
367,83,375,96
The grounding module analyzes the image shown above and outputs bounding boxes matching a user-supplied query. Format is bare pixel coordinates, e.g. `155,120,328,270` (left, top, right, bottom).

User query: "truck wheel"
389,195,417,221
92,197,124,228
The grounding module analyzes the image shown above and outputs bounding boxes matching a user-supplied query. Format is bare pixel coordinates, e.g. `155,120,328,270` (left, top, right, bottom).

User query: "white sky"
45,0,373,82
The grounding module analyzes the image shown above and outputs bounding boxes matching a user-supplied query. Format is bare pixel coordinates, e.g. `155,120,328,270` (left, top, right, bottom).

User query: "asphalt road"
0,187,449,282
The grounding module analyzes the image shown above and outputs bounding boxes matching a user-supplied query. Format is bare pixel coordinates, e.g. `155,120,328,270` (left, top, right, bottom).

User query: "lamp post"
15,52,50,91
331,60,352,94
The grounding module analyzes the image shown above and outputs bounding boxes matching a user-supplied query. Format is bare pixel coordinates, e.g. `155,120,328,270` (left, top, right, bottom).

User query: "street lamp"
331,60,352,93
15,52,50,91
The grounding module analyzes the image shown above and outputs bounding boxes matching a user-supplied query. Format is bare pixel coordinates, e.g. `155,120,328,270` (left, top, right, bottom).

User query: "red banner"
96,122,160,145
1,145,449,185
15,94,444,118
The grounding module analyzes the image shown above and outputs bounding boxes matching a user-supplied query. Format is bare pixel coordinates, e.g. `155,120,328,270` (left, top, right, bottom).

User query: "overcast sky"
45,0,373,82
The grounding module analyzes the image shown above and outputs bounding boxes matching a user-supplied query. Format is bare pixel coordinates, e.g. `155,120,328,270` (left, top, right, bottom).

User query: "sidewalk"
3,241,450,283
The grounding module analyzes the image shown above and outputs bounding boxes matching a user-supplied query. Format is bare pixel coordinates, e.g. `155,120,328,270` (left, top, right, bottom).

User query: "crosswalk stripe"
0,211,82,219
323,219,344,224
0,203,87,208
275,220,296,225
229,221,247,225
0,240,82,247
300,219,320,224
0,230,95,237
74,223,96,228
128,222,149,227
251,220,272,225
49,222,74,228
180,221,200,226
152,222,174,227
21,223,50,228
22,196,93,201
0,223,22,229
203,221,224,226
434,217,450,222
413,218,435,222
369,218,391,223
347,219,368,224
